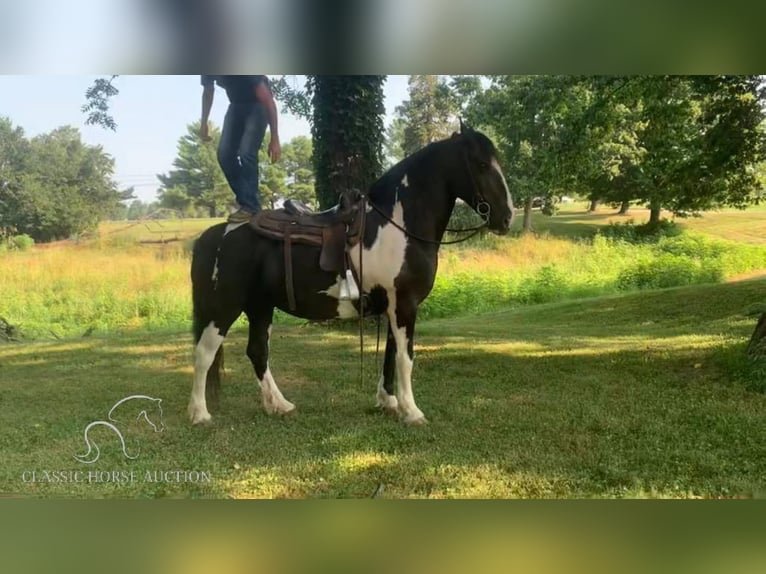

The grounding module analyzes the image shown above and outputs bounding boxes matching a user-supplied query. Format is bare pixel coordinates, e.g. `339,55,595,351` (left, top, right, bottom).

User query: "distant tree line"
0,117,131,242
387,75,766,233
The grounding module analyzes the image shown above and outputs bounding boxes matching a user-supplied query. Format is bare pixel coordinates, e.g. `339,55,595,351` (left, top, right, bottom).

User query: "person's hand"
268,136,281,163
200,121,211,142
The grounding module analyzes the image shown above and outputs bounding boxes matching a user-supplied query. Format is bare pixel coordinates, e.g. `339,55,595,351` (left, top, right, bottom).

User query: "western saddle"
248,193,365,311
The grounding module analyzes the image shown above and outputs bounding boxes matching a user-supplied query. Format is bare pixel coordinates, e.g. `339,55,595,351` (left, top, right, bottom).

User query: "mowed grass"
523,202,766,244
0,278,764,498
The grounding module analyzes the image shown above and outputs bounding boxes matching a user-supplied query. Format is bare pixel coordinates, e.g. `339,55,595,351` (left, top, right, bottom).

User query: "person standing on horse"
200,75,281,223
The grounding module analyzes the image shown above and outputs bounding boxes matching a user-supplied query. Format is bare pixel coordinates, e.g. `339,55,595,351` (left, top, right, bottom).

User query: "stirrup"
339,269,360,301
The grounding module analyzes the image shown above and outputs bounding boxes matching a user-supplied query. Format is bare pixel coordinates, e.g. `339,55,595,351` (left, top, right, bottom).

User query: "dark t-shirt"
200,75,269,103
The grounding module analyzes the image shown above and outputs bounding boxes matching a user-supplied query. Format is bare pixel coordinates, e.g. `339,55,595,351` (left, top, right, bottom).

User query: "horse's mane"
369,137,457,203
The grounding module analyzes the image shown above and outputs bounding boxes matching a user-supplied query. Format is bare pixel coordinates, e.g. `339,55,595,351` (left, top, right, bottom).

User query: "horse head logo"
74,395,165,464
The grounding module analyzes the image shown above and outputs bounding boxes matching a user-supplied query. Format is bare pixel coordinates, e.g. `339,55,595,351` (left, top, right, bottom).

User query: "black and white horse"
188,123,513,426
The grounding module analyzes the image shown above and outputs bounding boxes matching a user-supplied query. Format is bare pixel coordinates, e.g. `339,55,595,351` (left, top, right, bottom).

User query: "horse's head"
454,121,514,235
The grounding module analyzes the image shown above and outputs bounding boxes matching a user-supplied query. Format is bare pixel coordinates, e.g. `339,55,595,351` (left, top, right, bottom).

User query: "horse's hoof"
402,414,429,426
375,393,399,413
264,400,296,416
188,404,212,425
378,404,399,417
280,403,297,416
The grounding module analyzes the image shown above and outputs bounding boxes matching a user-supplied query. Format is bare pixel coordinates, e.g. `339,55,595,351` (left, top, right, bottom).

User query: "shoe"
228,208,254,223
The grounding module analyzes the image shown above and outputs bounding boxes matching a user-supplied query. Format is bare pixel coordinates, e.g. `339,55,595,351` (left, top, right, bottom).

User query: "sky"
0,75,410,202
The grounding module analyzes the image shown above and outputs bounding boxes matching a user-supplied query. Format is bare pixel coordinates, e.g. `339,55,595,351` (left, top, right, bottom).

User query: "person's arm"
254,79,281,162
200,78,215,142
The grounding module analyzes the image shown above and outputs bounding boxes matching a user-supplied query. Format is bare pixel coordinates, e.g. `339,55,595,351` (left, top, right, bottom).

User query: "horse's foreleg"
188,321,226,425
246,310,295,416
387,295,427,425
376,322,399,412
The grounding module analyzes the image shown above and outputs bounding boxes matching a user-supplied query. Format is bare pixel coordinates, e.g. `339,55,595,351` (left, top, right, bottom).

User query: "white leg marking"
188,322,224,424
386,297,426,425
376,374,399,411
259,366,296,415
258,325,295,415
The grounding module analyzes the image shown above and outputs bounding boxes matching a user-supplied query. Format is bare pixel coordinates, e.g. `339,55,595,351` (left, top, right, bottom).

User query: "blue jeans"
217,102,268,213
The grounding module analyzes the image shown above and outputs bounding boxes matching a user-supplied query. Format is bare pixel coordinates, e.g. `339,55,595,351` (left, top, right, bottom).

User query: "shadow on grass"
1,279,764,498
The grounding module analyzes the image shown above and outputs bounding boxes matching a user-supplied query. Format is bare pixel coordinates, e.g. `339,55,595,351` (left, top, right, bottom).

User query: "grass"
0,278,764,498
2,209,765,338
524,203,766,244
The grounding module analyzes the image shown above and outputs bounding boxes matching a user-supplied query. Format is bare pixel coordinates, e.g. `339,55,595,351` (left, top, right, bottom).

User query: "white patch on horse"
188,321,224,424
259,365,296,415
258,324,295,415
211,259,219,282
491,157,513,214
223,221,247,236
389,322,425,424
319,276,359,319
401,174,409,188
348,200,407,293
376,374,398,411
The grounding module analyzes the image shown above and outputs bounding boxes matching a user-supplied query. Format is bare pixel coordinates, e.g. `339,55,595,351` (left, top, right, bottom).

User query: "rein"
364,151,491,246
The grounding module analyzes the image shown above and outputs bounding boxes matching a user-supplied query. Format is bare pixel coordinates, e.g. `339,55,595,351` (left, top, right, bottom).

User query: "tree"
0,121,124,242
157,121,232,217
125,199,157,220
584,76,766,224
308,76,386,210
471,76,590,233
390,75,460,162
0,117,29,235
281,135,316,207
257,133,289,210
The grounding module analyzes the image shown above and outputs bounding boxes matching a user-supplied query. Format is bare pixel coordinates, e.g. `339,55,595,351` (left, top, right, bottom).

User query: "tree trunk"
588,199,599,212
618,199,630,215
649,200,662,225
522,196,534,233
748,312,766,360
310,76,386,210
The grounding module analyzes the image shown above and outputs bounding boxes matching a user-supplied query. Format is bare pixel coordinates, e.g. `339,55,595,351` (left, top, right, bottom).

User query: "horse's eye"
479,161,489,170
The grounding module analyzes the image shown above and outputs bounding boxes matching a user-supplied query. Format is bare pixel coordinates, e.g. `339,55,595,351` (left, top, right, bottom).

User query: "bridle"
364,148,492,246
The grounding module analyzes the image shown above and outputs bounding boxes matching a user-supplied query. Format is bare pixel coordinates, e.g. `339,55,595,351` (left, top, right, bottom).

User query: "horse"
74,395,165,464
188,122,513,426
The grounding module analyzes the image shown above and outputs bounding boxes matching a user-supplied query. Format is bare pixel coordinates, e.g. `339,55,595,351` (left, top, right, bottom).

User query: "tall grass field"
1,207,765,339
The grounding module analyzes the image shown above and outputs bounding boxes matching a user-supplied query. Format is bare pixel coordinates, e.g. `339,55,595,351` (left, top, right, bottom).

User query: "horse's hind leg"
245,307,295,416
189,310,240,424
205,346,224,412
189,321,225,424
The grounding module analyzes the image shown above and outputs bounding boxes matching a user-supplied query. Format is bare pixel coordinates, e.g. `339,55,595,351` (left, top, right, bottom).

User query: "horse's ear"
451,131,460,139
459,118,466,134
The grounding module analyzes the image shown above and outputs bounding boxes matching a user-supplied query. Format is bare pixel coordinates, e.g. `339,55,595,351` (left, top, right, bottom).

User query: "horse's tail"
191,225,228,410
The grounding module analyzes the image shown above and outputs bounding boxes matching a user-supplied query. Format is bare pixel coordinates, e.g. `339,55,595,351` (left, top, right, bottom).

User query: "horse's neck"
398,155,460,245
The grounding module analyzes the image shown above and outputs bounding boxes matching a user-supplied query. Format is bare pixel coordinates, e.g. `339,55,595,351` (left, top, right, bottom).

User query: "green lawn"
1,278,764,498
520,203,766,244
